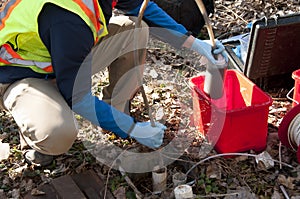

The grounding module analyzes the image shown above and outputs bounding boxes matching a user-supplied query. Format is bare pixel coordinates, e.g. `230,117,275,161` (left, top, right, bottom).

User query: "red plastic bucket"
292,69,300,107
190,70,273,154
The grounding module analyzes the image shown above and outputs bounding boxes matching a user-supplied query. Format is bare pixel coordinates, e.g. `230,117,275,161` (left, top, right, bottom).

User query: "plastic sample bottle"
203,54,227,99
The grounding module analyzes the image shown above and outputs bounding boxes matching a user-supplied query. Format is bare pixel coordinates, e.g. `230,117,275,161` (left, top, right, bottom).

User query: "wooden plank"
24,170,114,199
51,175,86,199
71,170,114,199
24,184,58,199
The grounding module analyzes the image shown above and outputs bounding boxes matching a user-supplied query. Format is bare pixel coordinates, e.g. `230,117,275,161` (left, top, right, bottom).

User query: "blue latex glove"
191,39,228,64
130,121,167,149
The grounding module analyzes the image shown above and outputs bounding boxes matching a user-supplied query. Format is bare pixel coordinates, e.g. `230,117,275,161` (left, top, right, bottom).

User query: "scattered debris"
0,142,10,161
255,151,275,169
0,0,300,198
30,188,46,196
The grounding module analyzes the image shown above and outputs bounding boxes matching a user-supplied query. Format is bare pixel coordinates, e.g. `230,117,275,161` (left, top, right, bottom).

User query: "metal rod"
194,0,216,48
135,0,156,127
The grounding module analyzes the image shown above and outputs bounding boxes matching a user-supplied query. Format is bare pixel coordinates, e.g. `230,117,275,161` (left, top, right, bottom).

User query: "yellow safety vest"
0,0,108,74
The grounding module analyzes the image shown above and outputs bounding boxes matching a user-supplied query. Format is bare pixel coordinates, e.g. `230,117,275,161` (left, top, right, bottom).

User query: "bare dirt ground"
1,0,300,198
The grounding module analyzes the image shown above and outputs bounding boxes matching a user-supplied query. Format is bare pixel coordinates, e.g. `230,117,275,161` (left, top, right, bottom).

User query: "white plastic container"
152,166,167,193
174,184,193,199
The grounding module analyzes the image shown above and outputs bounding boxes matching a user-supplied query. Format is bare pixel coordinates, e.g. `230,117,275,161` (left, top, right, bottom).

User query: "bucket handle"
286,87,299,105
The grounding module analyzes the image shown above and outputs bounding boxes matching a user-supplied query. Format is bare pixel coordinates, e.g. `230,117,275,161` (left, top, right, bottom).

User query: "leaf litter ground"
1,0,300,198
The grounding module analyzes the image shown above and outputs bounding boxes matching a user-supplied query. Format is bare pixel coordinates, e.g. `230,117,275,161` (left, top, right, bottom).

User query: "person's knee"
36,122,78,155
109,16,149,36
55,122,78,153
3,77,78,155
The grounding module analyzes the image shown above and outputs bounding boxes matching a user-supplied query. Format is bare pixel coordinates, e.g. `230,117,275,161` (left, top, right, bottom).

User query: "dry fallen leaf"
277,174,295,190
1,0,300,198
113,186,126,199
149,69,159,79
206,162,222,179
31,188,46,196
155,106,165,121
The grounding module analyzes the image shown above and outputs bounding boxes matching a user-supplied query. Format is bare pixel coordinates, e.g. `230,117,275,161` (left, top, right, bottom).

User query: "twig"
279,142,283,170
103,157,116,199
103,147,134,198
140,184,153,195
194,192,240,198
218,10,236,20
280,185,290,199
237,175,252,193
272,97,289,101
219,4,249,25
118,165,143,199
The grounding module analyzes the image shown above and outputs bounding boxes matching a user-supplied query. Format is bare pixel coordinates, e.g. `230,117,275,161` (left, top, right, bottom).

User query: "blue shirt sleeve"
72,92,135,138
125,1,190,48
126,1,188,34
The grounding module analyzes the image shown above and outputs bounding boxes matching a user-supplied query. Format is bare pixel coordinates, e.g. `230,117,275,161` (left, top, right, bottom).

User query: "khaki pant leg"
91,16,149,112
0,83,10,110
3,78,78,155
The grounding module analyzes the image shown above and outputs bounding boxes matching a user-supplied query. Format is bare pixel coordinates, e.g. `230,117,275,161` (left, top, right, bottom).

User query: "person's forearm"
129,1,187,34
125,1,191,49
72,92,135,138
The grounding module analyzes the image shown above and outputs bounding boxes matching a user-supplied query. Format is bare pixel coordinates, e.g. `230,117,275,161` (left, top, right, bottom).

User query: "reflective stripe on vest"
0,44,53,73
73,0,105,41
0,0,108,73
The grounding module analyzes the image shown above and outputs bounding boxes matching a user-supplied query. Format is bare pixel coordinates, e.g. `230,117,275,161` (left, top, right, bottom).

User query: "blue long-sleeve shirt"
0,0,189,83
0,1,190,137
